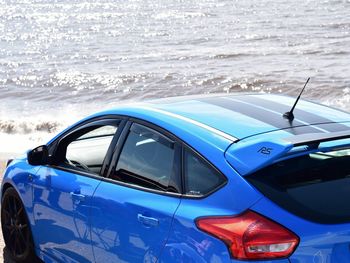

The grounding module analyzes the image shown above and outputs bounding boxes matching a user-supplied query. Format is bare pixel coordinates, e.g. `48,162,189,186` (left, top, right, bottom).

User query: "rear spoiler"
285,130,350,147
225,130,350,176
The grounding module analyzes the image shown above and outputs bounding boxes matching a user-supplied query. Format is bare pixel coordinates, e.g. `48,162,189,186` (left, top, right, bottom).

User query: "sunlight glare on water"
0,0,349,152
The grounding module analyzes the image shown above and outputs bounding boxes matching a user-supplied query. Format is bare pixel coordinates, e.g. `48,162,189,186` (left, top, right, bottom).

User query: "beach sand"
0,161,7,177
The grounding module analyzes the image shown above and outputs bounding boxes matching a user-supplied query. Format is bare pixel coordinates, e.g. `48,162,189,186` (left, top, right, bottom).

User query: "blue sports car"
2,93,350,263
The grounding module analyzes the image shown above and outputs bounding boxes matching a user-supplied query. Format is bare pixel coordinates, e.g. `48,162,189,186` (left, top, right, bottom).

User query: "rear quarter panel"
159,159,284,263
161,196,289,263
252,197,350,263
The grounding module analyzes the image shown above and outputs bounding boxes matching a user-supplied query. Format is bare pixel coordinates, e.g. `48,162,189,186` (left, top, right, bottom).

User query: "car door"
31,118,124,263
90,122,182,263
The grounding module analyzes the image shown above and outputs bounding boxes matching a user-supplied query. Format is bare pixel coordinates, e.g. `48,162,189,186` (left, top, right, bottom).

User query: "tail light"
196,210,299,260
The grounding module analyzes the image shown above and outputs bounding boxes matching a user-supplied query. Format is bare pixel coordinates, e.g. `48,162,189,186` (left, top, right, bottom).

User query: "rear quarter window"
184,148,226,197
246,149,350,224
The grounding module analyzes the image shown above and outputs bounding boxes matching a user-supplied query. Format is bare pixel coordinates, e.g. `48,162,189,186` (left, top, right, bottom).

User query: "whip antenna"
283,77,310,121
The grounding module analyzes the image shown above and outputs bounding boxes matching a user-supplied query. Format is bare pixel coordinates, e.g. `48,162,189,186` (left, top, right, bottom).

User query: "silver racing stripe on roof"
222,97,329,133
197,96,345,135
239,95,350,132
197,96,318,134
138,106,238,142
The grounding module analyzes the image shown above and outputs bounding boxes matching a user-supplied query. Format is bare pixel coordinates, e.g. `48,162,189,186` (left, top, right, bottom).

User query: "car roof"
150,93,350,138
105,93,350,141
55,93,350,176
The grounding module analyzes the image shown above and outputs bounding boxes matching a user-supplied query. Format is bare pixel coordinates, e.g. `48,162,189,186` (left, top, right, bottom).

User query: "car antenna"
283,77,310,121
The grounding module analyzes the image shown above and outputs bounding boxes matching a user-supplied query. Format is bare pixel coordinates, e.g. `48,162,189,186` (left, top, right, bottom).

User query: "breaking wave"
0,119,62,135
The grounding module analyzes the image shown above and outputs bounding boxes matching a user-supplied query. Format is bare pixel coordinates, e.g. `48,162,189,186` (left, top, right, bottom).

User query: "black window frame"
105,120,182,196
104,118,227,198
47,116,126,179
46,115,228,198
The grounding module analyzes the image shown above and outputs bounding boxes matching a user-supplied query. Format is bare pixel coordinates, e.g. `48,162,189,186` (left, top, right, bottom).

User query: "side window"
56,124,118,174
112,124,177,192
184,148,226,196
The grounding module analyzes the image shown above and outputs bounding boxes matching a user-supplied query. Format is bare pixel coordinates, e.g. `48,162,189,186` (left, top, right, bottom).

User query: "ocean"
0,0,349,153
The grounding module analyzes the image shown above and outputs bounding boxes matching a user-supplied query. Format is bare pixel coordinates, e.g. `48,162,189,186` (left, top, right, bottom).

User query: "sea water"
0,0,349,152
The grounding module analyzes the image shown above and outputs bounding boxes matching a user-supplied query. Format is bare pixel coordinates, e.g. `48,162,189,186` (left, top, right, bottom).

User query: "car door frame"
103,118,183,196
89,118,184,262
31,115,128,262
47,116,128,178
101,117,228,196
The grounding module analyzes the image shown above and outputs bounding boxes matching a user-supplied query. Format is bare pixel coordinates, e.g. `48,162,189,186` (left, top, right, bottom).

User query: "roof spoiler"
225,130,350,176
284,130,350,147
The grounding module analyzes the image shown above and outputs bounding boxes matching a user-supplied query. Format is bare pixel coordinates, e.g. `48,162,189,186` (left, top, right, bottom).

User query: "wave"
0,120,62,134
211,53,251,59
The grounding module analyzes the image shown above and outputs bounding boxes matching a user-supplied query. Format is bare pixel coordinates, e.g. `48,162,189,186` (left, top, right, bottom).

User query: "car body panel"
225,122,350,175
158,159,266,263
1,155,39,228
160,196,289,263
31,166,101,262
90,180,181,263
251,197,350,263
152,94,350,138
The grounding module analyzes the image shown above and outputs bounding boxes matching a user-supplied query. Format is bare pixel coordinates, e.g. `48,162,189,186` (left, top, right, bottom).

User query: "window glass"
184,148,226,196
65,125,118,174
246,149,350,224
112,124,175,192
78,126,116,140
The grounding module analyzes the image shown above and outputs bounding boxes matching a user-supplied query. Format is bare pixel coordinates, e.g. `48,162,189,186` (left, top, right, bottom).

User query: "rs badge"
257,147,273,155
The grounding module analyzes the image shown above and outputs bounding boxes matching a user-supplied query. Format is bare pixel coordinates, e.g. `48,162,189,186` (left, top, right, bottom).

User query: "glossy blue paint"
2,94,350,262
90,180,180,262
155,99,277,140
251,197,350,263
1,156,40,234
225,137,293,175
160,196,289,263
226,122,350,176
31,167,101,262
157,156,263,263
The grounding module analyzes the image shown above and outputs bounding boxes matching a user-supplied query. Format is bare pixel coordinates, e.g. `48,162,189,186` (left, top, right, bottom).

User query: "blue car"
2,93,350,263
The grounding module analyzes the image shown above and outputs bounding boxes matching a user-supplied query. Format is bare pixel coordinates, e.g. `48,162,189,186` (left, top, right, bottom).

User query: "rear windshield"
246,149,350,224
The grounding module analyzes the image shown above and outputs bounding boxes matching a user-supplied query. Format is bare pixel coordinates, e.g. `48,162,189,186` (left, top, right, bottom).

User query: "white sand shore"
0,162,5,177
0,153,20,175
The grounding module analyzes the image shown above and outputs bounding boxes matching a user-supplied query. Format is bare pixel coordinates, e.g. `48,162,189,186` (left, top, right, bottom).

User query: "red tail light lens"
196,210,299,260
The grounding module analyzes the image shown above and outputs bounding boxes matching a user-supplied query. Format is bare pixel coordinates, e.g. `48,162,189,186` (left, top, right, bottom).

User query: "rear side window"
184,148,226,197
112,124,177,192
246,149,350,224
